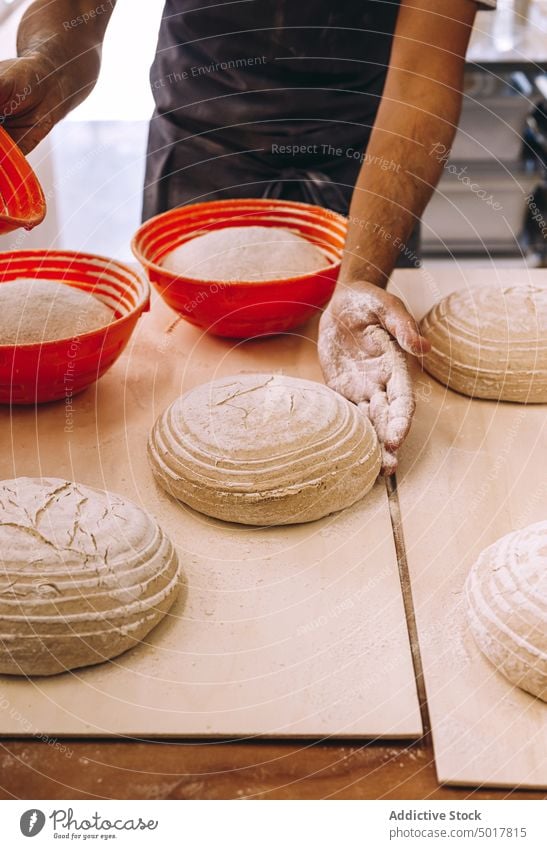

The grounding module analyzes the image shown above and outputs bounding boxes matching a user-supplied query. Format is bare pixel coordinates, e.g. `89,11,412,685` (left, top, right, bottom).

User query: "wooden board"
0,294,422,739
393,267,547,788
2,736,545,800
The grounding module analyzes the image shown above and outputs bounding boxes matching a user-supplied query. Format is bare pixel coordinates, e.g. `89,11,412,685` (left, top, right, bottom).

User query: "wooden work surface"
0,290,420,741
1,267,546,799
394,268,547,790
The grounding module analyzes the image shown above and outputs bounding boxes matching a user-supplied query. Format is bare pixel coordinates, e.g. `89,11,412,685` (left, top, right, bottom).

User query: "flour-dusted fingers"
368,388,390,445
383,349,415,451
383,398,415,452
319,296,417,467
357,399,370,420
358,398,395,474
318,312,374,404
378,291,431,356
361,323,391,358
367,391,403,475
317,308,341,386
380,445,398,477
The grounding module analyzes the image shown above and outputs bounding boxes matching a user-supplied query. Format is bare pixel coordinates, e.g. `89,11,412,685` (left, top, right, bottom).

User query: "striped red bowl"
132,198,347,338
0,250,150,404
0,127,46,235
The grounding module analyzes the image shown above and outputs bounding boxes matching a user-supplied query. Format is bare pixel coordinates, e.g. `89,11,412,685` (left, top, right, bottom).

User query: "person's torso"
150,0,400,145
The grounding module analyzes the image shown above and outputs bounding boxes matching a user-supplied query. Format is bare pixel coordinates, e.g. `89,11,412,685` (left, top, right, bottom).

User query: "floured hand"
318,285,430,474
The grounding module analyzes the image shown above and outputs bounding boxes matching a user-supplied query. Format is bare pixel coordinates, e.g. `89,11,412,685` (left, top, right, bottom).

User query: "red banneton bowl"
131,198,347,338
0,127,46,235
0,250,150,405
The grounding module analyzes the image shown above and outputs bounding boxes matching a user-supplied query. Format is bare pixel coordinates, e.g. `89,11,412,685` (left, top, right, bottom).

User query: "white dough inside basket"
161,225,328,282
0,278,114,345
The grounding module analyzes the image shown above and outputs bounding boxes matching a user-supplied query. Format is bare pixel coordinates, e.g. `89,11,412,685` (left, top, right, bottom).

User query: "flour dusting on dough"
465,520,547,701
161,226,328,282
421,283,547,402
0,478,180,676
148,374,381,525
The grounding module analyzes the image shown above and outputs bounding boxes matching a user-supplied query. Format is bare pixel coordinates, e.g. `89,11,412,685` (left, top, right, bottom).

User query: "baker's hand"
318,284,430,475
0,55,66,154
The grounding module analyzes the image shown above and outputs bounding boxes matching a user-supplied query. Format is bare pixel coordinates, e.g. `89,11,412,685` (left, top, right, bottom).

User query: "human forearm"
341,88,463,288
16,0,116,118
340,0,477,290
319,1,478,471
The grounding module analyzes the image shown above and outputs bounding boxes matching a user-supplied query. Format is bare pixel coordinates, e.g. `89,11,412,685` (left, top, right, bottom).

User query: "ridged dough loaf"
465,521,547,701
148,373,381,525
0,478,180,676
420,284,547,402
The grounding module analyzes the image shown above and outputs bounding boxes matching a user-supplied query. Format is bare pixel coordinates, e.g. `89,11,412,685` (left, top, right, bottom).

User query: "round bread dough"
161,225,328,282
465,521,547,701
0,478,181,676
148,373,381,526
0,279,115,345
420,283,547,402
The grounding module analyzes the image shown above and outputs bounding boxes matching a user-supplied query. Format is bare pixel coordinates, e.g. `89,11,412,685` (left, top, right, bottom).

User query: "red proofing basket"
132,198,347,338
0,251,150,404
0,127,46,235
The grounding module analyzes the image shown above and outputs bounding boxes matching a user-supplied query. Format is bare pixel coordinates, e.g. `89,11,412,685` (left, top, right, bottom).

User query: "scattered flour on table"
0,279,114,345
161,225,328,281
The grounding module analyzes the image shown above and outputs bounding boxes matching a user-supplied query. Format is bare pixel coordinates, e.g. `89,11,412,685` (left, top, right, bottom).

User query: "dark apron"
143,0,420,264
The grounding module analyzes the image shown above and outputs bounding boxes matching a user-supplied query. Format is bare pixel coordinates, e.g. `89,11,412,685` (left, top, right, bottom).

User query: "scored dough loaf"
0,279,114,345
465,521,547,701
420,283,547,402
148,373,381,526
0,478,181,676
161,225,328,282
